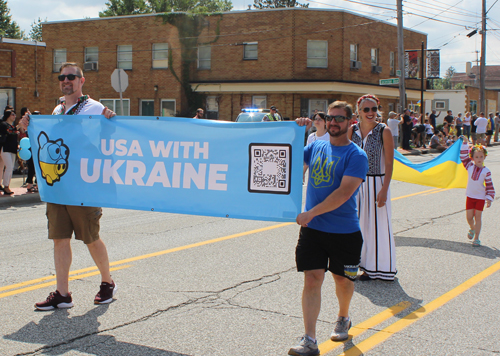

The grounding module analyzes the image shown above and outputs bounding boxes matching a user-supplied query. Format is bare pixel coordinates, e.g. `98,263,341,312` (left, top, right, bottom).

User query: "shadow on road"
395,235,500,259
4,304,189,355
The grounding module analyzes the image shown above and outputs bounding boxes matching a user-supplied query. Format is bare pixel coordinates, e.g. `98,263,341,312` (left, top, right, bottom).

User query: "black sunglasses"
362,107,378,113
325,115,348,123
58,74,82,81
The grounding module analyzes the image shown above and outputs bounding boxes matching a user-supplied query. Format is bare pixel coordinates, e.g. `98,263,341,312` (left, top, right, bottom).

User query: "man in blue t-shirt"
288,101,368,356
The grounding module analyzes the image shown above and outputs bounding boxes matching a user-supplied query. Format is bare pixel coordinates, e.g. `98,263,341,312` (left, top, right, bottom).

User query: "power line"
409,0,465,28
404,0,477,17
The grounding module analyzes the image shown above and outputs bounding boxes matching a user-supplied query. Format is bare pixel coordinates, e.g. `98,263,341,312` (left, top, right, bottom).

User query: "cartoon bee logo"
38,132,70,186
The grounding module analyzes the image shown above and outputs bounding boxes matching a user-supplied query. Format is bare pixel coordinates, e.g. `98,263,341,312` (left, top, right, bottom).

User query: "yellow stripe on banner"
0,265,131,299
340,259,500,356
318,301,411,354
393,160,467,189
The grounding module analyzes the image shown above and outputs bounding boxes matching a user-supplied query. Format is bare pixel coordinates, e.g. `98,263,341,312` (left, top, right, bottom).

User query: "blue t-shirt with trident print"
304,140,368,234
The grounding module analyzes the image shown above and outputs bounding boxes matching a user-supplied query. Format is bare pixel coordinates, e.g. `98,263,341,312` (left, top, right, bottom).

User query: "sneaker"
288,335,319,356
35,290,74,311
330,316,351,341
94,280,117,304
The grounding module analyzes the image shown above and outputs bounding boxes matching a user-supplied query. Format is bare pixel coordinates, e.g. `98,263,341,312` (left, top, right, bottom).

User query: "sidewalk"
0,174,41,208
2,141,499,208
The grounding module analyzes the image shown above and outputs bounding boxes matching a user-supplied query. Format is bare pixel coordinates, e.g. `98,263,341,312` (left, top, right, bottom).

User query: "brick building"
0,38,47,115
42,8,432,120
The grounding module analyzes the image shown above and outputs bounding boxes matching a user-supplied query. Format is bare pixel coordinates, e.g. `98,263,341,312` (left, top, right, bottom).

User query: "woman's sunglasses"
362,107,378,113
325,115,348,123
58,74,82,81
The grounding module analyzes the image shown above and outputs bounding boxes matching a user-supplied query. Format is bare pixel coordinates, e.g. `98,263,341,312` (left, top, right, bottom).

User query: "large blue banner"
28,116,305,222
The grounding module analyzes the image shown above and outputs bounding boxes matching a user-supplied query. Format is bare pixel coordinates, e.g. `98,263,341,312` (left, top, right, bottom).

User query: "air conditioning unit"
84,62,98,71
372,65,383,73
350,61,362,70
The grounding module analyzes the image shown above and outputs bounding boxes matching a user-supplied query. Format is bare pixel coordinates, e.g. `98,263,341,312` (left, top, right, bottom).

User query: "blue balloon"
20,137,31,149
18,148,32,161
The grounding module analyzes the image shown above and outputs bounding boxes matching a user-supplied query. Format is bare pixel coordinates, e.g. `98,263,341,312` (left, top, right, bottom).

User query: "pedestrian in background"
264,105,281,121
401,108,413,150
494,112,500,142
0,109,20,195
350,94,396,282
193,108,204,119
455,112,463,137
486,113,494,146
463,112,471,141
474,112,488,146
386,111,401,149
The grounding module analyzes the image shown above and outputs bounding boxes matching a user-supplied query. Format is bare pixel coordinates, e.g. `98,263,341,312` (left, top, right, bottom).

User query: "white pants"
0,149,16,187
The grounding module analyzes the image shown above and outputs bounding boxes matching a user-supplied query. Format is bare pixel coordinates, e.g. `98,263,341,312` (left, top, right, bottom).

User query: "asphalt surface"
1,145,500,355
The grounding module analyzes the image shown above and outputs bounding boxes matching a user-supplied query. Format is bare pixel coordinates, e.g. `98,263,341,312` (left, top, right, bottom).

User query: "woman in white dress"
349,94,396,281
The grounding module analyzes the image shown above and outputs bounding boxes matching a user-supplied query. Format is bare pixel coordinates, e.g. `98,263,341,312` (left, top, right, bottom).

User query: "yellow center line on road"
337,259,500,356
318,301,411,355
421,188,453,196
390,188,442,201
0,223,293,297
0,265,131,299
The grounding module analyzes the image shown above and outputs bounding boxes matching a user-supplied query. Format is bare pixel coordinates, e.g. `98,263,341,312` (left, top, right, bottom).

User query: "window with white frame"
206,96,218,119
371,48,378,66
140,99,154,116
85,47,98,64
244,42,258,60
100,99,130,116
198,45,211,70
161,99,176,117
307,40,328,68
152,43,168,69
117,45,132,70
252,95,267,109
390,51,395,75
53,49,66,72
350,44,358,61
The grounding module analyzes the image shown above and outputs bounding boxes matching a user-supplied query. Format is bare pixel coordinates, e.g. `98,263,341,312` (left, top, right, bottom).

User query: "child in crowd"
460,137,495,246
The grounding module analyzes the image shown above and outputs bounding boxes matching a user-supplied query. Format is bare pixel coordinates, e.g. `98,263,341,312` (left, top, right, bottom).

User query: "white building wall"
425,90,467,123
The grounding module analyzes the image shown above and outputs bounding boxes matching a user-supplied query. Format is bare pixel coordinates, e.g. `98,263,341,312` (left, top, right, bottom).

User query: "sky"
8,0,500,75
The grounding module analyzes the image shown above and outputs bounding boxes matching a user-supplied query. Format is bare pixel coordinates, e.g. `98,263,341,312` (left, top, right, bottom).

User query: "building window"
84,47,98,71
388,103,395,112
117,45,132,70
198,45,211,70
140,99,154,116
252,95,267,109
350,44,358,61
206,96,218,119
161,99,176,117
100,99,130,116
0,88,14,110
371,48,378,66
244,42,258,60
309,99,328,117
53,49,66,72
152,43,168,69
469,100,477,114
390,51,395,75
307,40,328,68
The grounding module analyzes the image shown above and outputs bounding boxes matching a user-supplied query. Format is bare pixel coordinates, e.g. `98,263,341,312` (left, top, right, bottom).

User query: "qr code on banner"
248,144,291,194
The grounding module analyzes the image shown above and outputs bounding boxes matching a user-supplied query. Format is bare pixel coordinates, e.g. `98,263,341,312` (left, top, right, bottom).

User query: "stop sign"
111,68,128,93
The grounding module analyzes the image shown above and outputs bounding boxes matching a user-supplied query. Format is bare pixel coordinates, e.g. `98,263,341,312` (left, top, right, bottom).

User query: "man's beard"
61,84,75,95
328,124,348,137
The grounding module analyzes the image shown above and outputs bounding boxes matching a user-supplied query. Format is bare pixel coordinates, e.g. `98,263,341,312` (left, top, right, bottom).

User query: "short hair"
59,62,83,77
196,108,203,113
328,101,353,118
480,112,484,116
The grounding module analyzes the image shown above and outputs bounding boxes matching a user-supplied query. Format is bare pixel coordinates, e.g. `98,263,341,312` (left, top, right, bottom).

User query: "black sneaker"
35,290,74,310
94,281,117,304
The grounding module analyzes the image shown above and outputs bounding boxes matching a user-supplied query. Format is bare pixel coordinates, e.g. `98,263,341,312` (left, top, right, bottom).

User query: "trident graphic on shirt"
310,153,338,187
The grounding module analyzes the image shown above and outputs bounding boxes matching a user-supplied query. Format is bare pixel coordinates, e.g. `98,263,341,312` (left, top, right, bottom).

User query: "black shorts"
295,227,363,280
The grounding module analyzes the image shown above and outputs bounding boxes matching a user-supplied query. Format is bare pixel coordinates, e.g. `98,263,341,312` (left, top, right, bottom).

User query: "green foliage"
454,82,465,90
429,66,457,90
253,0,308,8
0,0,23,39
27,17,45,42
99,0,151,17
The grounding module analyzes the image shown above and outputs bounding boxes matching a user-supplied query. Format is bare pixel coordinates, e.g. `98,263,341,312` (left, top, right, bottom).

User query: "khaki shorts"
477,133,486,141
46,203,102,244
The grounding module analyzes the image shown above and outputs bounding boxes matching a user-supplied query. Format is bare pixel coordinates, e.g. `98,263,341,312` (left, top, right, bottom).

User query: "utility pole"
479,0,486,114
420,41,425,115
397,0,406,113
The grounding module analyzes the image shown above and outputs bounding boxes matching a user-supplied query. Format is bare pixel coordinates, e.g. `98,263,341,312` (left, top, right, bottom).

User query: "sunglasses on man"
325,115,349,123
58,74,82,81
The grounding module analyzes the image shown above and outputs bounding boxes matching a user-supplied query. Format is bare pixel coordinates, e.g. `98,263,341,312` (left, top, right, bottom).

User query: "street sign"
111,68,128,115
111,68,128,92
396,69,401,76
379,78,400,85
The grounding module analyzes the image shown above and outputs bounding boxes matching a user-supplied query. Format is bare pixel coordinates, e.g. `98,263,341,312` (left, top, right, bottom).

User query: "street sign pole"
118,69,124,116
111,68,129,116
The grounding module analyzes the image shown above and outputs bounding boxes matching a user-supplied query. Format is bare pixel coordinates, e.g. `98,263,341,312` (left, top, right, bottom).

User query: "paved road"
1,149,500,355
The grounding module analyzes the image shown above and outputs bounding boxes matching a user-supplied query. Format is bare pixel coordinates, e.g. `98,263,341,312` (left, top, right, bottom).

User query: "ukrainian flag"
393,139,467,188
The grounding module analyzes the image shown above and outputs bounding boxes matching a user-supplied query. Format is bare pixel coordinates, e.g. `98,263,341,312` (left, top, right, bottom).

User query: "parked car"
235,109,271,122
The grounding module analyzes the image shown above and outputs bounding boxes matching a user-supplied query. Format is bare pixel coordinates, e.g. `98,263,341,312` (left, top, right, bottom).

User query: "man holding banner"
21,62,118,310
289,101,368,356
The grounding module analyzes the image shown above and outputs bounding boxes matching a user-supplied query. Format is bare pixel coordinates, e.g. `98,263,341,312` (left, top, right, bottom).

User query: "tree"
27,17,45,42
0,0,23,39
429,66,456,90
99,0,151,17
253,0,308,9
